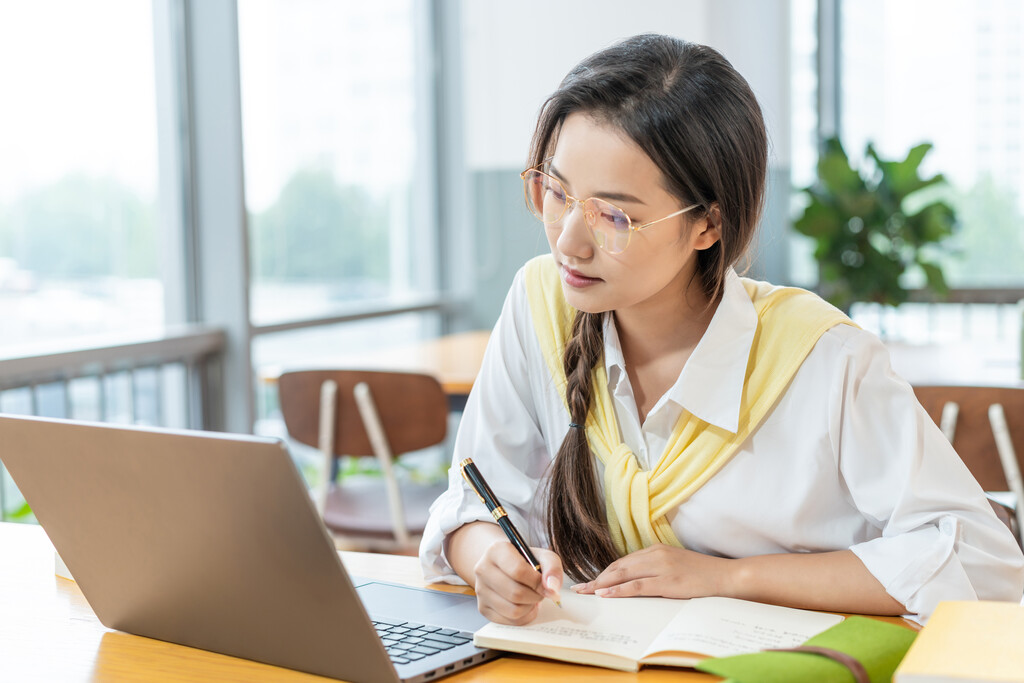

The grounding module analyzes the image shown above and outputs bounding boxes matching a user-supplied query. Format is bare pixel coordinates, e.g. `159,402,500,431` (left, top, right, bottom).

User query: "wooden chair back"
913,385,1024,490
278,370,448,458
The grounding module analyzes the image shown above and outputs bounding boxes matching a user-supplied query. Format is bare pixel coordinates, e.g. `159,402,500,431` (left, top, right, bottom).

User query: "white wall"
459,0,791,170
460,0,711,171
451,0,795,327
706,0,791,166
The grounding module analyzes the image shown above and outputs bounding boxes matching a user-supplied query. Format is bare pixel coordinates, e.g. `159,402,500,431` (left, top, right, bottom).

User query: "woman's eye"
607,213,630,230
548,185,567,201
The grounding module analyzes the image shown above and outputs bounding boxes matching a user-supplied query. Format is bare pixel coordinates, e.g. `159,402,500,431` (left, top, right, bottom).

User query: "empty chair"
278,369,451,552
913,385,1024,545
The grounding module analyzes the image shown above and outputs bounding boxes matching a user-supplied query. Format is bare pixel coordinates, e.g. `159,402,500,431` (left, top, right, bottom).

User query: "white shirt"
419,264,1024,621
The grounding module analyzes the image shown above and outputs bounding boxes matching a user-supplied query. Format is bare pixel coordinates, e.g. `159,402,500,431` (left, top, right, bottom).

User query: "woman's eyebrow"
548,163,648,206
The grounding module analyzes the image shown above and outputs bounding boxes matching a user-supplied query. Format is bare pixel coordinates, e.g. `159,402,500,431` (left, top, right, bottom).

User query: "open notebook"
474,590,844,672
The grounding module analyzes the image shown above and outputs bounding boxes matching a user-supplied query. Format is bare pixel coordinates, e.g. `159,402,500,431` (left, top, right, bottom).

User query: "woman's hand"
571,543,732,599
571,545,906,615
471,541,563,625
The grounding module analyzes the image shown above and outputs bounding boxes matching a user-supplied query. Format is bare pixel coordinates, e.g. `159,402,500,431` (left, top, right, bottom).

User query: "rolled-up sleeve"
419,268,556,584
833,332,1024,621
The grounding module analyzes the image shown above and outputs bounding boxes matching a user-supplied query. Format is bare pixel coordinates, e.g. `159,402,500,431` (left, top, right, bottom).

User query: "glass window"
839,0,1024,287
789,0,820,287
238,0,437,326
0,1,162,351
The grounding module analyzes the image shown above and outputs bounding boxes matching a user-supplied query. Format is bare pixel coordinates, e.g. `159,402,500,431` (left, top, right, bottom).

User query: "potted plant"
793,137,957,312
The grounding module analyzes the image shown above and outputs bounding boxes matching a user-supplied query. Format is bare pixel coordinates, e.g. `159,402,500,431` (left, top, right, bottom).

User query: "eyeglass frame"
519,163,701,254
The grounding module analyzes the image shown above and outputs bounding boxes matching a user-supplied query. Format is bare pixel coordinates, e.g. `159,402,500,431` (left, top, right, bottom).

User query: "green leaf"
873,143,947,203
918,260,950,297
793,198,841,239
792,136,955,307
906,202,956,243
817,138,865,195
6,501,34,523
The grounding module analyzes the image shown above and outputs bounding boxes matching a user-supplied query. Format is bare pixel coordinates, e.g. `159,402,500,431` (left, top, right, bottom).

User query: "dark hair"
533,34,768,581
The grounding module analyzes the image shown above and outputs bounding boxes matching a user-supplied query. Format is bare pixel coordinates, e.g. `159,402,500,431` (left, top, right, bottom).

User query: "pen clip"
458,458,487,506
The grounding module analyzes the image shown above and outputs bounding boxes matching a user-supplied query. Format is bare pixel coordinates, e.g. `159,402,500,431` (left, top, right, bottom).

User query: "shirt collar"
603,269,757,434
602,313,626,391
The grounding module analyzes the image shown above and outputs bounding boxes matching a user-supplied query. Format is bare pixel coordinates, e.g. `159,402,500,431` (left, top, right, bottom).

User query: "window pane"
0,1,162,350
238,0,436,326
840,0,1024,287
789,0,819,287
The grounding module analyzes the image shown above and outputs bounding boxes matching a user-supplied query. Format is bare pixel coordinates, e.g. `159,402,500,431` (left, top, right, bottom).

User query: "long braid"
545,310,619,581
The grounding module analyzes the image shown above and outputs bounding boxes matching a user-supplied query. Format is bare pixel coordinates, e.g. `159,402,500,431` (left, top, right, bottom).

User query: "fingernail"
545,576,560,593
594,588,609,597
569,583,585,592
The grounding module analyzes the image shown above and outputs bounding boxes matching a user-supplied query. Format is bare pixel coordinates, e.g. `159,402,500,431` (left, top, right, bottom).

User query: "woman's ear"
693,204,722,251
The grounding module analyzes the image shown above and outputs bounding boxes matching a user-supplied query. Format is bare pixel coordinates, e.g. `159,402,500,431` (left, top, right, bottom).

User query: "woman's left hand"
571,543,734,599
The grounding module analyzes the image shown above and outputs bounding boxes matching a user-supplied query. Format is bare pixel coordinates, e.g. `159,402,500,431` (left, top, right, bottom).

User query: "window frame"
154,0,458,433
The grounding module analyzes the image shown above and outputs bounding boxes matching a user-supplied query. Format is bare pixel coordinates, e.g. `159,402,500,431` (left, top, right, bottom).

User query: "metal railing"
850,292,1024,347
0,325,227,521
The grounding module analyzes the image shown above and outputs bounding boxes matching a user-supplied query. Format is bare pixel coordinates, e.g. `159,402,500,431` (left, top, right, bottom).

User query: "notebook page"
643,596,844,660
475,589,683,662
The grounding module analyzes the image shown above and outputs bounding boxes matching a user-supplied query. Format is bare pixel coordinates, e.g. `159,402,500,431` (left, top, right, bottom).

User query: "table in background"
264,330,490,412
347,330,489,398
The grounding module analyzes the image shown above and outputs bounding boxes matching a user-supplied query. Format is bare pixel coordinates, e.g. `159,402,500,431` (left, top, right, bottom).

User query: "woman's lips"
561,265,602,288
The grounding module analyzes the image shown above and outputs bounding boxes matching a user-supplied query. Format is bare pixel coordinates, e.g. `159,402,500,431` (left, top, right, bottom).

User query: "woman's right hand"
471,541,563,625
447,520,563,625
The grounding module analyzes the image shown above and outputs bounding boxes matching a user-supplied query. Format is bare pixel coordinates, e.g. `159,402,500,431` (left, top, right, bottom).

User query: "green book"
696,616,917,683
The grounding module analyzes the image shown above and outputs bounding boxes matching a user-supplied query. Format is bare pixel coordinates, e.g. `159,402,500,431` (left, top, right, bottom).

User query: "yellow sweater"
524,255,853,555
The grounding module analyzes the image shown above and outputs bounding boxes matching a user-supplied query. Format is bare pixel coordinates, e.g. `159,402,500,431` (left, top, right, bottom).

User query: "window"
839,0,1024,287
0,1,163,350
789,0,820,288
237,0,438,326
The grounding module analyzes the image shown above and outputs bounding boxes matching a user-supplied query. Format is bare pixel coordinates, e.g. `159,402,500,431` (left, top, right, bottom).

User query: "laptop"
0,414,499,683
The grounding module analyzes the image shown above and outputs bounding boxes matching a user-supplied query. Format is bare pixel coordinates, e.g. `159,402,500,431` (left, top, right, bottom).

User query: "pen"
459,457,561,606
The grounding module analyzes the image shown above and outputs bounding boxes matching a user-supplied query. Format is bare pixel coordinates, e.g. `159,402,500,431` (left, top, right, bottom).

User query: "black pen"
459,457,561,606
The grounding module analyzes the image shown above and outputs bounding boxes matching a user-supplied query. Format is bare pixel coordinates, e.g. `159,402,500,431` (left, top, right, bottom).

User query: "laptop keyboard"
372,617,475,666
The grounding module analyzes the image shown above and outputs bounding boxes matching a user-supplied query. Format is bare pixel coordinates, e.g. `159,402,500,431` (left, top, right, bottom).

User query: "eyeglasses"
520,165,700,254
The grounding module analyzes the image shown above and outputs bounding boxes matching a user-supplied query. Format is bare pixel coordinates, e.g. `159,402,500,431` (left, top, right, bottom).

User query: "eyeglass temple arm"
635,203,699,231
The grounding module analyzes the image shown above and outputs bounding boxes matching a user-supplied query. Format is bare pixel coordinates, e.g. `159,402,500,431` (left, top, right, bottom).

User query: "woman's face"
543,112,720,317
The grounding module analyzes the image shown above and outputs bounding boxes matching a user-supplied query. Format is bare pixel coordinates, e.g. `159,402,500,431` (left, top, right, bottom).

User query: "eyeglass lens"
523,170,633,254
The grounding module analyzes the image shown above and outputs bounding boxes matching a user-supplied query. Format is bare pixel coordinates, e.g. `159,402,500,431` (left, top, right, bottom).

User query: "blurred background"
1,0,1022,522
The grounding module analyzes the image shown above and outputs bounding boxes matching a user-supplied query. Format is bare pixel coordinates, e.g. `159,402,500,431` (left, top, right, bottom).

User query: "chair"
913,385,1024,545
277,369,451,552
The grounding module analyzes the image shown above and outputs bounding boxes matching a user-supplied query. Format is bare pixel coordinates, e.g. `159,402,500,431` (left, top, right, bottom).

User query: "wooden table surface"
0,522,747,682
263,330,490,398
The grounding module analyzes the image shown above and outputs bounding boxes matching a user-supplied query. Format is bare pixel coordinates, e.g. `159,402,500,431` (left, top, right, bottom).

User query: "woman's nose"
555,201,595,258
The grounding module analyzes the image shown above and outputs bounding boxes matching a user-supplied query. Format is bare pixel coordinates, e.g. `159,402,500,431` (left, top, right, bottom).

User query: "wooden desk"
379,330,489,397
263,330,490,404
0,522,737,681
327,330,489,398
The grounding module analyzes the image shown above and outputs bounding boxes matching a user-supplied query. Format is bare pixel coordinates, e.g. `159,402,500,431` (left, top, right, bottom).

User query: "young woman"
419,34,1024,625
